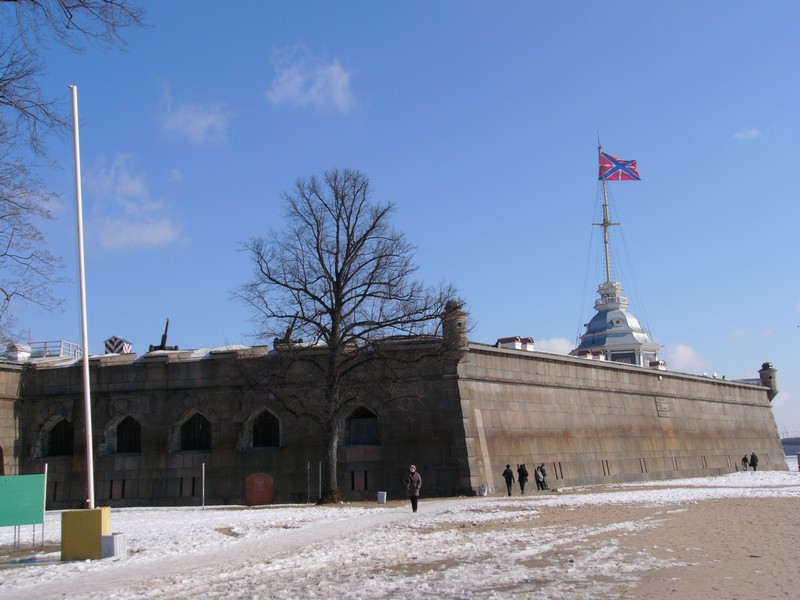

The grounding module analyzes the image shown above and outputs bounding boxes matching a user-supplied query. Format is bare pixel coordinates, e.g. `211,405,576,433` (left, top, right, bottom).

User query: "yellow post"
61,507,110,560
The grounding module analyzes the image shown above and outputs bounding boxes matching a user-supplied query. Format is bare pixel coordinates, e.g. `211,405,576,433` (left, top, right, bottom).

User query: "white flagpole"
69,84,95,509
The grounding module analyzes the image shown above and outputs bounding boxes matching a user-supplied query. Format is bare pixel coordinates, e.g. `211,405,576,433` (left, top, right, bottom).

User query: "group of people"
741,452,759,471
406,450,764,512
403,460,554,513
501,463,549,496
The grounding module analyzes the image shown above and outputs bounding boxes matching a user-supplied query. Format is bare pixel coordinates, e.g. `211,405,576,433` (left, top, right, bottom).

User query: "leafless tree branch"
0,1,144,339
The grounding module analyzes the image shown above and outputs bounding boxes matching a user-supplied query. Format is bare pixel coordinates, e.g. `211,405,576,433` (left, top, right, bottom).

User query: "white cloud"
161,86,232,143
772,389,791,410
266,45,356,114
535,337,574,354
662,344,708,374
86,154,186,250
733,128,761,141
96,217,182,250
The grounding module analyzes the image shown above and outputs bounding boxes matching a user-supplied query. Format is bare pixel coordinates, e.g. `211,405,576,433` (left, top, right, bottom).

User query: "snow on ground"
2,460,799,599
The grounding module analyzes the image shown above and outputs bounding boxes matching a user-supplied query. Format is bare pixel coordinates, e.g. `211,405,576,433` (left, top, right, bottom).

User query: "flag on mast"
599,151,640,181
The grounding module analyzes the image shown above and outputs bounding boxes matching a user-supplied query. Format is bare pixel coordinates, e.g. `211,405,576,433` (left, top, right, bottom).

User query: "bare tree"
238,169,460,502
0,1,144,339
0,150,64,332
0,1,145,154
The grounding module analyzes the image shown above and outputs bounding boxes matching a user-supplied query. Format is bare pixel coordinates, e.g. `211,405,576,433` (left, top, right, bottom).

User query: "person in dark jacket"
539,463,549,490
741,455,749,471
502,464,515,496
535,465,544,490
517,464,529,495
404,465,422,512
749,452,759,472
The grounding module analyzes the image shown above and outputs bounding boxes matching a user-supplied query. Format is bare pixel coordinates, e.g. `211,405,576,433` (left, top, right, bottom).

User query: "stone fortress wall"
0,333,784,508
458,344,784,494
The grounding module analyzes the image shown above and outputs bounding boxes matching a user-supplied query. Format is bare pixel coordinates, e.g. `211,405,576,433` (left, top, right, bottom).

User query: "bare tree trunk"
322,419,341,503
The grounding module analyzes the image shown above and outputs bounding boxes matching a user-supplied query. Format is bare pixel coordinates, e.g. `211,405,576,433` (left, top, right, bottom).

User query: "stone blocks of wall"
458,345,785,493
0,365,22,475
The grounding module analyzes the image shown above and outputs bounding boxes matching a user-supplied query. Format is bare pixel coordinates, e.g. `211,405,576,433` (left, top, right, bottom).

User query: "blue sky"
15,2,800,435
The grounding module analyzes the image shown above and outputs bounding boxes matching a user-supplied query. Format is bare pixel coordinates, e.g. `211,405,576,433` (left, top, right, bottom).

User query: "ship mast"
596,144,618,284
572,143,661,367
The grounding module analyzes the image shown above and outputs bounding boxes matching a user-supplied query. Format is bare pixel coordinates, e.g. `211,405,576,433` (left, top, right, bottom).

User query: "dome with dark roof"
571,280,660,366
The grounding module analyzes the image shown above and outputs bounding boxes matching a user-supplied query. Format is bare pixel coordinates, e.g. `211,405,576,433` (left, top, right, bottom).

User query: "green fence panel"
0,474,46,527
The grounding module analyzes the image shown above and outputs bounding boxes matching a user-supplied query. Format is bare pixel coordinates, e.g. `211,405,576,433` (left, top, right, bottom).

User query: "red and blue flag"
599,152,640,181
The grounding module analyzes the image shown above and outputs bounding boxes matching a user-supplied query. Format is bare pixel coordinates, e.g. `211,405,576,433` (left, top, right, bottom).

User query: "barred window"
116,416,142,453
253,411,280,448
181,413,211,451
346,407,380,445
49,419,75,456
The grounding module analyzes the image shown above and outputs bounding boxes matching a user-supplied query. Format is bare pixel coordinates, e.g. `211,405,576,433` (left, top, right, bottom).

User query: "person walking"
534,465,544,491
741,455,749,471
404,465,422,512
517,464,529,495
502,464,515,496
749,452,759,472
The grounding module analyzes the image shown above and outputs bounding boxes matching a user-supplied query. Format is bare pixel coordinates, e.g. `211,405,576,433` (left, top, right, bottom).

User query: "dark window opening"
116,416,142,453
181,414,211,451
109,479,126,500
609,352,636,364
347,407,381,445
180,476,199,497
49,420,74,456
253,411,280,447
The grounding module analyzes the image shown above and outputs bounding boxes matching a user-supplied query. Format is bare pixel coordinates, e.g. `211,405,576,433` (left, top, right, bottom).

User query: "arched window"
181,413,211,451
346,407,381,445
253,411,280,448
48,419,75,456
116,416,142,453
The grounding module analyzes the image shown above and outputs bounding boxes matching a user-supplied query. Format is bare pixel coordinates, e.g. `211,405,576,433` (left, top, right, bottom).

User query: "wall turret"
442,300,468,351
758,362,778,401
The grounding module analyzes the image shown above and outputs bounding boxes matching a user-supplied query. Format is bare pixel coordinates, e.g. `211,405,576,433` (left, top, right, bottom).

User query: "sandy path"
610,497,800,599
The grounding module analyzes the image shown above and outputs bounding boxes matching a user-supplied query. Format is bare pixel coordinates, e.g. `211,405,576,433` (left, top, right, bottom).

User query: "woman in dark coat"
404,465,422,512
749,453,759,471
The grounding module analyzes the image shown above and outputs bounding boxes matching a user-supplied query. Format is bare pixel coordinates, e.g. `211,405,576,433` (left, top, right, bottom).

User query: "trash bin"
101,533,127,559
377,491,387,504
